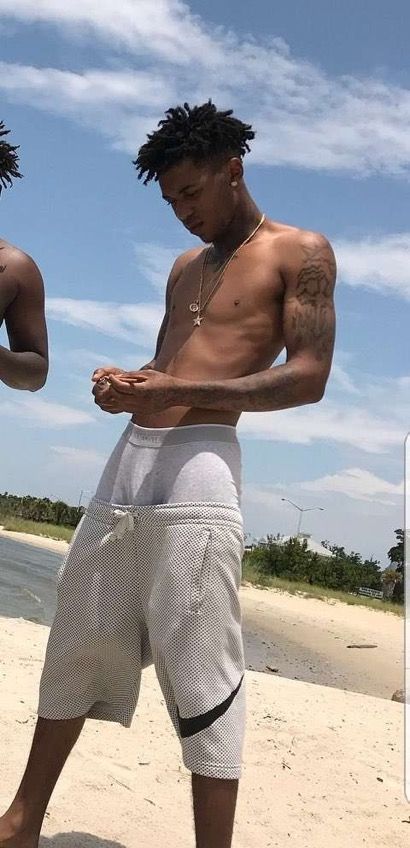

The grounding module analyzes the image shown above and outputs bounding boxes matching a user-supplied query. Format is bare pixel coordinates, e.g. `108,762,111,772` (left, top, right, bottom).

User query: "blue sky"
0,0,409,565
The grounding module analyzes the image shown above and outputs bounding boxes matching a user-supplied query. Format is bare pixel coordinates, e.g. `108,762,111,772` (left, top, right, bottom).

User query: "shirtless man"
0,102,336,848
0,121,48,391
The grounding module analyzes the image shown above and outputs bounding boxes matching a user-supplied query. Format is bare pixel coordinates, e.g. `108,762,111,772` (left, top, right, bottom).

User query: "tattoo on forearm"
293,242,336,362
180,365,309,413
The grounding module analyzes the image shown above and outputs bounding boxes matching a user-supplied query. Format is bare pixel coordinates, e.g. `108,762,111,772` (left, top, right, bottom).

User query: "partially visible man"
0,120,48,391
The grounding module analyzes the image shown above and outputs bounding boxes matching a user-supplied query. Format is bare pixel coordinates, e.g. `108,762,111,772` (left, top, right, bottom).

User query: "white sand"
0,608,408,848
0,526,69,554
241,583,404,698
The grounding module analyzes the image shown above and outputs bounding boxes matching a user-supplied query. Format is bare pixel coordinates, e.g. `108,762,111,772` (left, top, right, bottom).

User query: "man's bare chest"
170,254,283,330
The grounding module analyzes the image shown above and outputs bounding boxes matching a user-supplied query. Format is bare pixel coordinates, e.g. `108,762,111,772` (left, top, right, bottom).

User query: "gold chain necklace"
189,213,266,326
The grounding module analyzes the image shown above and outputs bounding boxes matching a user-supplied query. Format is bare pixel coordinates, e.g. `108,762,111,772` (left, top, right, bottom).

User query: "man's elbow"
306,374,328,404
28,361,48,392
29,377,47,392
29,373,48,392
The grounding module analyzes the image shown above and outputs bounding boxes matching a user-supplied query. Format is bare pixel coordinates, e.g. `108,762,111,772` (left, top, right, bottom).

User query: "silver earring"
231,180,238,187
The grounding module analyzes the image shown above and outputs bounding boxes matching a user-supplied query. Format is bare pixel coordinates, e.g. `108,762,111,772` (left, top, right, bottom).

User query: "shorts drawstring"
103,509,134,543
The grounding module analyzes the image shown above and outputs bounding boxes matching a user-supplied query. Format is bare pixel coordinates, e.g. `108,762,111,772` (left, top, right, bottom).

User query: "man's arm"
0,252,48,391
93,249,198,385
138,248,199,371
172,232,336,412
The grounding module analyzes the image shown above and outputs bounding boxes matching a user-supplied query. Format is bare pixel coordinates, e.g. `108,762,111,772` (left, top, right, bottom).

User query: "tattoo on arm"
291,242,336,363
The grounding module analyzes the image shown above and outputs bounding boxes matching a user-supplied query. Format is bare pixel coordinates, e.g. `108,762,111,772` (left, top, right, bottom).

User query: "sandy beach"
0,612,408,848
0,527,69,555
0,529,408,846
241,583,404,698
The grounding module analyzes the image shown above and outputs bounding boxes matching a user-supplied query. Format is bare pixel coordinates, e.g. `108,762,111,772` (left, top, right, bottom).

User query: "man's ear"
228,157,243,186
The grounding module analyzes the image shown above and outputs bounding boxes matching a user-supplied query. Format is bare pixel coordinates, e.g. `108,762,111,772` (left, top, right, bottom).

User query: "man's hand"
92,365,130,414
92,365,125,383
92,368,181,415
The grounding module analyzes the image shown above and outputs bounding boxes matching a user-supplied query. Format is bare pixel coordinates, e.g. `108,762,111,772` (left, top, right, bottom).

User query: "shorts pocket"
189,527,212,614
56,514,86,589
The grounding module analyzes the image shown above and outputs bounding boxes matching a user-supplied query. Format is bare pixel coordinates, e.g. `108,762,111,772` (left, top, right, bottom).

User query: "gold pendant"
189,302,199,313
193,315,203,326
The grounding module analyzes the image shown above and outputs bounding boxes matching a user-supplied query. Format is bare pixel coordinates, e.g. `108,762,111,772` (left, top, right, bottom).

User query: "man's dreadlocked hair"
134,100,255,185
0,121,23,193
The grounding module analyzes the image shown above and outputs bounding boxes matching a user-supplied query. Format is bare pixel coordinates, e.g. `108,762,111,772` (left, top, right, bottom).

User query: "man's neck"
211,195,264,264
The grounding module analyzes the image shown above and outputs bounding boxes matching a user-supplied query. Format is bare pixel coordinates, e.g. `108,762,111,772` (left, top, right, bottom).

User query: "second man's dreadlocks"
0,121,23,193
134,100,255,185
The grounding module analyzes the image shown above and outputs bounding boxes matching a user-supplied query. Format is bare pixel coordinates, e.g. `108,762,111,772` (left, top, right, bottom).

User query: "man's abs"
131,405,240,429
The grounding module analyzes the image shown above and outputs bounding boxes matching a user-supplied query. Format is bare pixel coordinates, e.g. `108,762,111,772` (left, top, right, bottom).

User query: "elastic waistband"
87,497,244,529
124,420,239,448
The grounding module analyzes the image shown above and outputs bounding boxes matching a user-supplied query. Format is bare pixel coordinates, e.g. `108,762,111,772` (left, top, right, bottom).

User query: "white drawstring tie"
103,509,134,543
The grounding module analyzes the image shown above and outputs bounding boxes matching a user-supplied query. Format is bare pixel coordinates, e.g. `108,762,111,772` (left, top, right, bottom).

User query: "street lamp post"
281,498,325,536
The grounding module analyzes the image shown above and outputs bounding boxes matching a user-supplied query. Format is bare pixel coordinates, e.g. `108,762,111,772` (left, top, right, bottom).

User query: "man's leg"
192,774,238,848
0,715,85,848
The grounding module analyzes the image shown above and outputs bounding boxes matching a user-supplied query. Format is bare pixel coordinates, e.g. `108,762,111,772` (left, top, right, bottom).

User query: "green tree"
388,529,404,603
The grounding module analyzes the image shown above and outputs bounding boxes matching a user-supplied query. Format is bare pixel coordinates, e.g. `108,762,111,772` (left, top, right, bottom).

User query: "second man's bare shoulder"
0,238,44,295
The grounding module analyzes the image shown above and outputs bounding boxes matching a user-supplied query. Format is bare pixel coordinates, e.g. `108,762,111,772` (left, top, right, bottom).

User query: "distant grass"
0,516,74,543
241,557,404,617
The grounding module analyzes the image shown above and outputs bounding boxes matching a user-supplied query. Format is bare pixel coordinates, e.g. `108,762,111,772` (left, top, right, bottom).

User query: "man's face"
158,157,234,243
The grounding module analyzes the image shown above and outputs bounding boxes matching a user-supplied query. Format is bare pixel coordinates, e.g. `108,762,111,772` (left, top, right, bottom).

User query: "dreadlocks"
134,101,255,185
0,121,23,193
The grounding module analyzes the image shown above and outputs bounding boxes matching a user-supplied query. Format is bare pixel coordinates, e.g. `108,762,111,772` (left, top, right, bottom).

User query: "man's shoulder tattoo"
296,241,336,306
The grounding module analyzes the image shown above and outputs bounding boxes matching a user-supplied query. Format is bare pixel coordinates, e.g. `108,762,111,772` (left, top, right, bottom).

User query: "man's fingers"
92,384,110,399
92,368,107,381
95,397,121,412
92,365,121,382
119,371,148,383
109,375,137,393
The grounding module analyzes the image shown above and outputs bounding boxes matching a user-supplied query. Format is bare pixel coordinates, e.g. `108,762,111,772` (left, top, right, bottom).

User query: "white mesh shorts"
38,423,246,779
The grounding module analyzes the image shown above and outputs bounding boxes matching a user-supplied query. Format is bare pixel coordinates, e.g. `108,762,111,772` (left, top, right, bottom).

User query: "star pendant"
193,315,204,326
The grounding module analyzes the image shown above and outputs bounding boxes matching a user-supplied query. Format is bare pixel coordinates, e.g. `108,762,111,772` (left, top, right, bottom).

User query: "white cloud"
0,0,217,65
1,2,410,175
326,362,360,395
336,233,410,300
0,62,175,152
241,479,401,562
298,467,403,504
241,483,285,511
243,467,403,508
62,348,114,369
0,63,174,108
238,401,406,454
46,297,163,347
55,348,152,378
50,445,106,468
0,396,95,428
134,242,182,295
